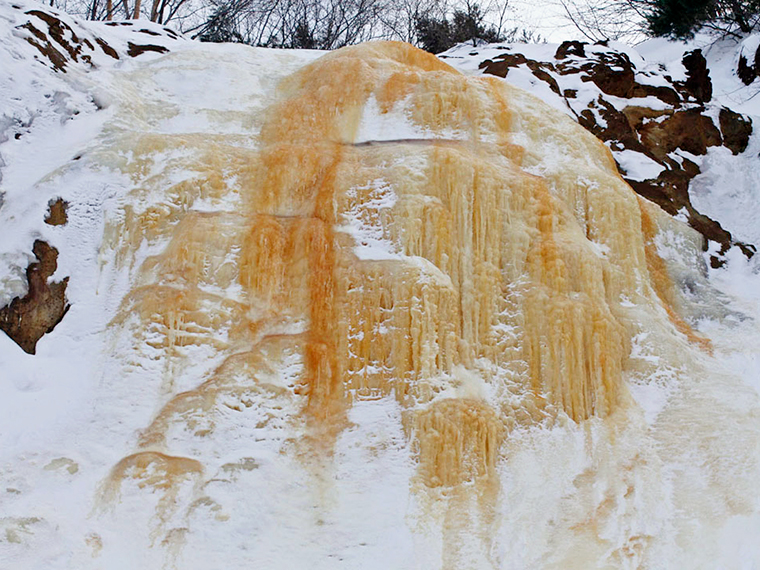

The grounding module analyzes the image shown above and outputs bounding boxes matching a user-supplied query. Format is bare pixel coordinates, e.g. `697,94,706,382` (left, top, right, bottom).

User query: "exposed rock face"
475,40,755,262
639,109,722,159
45,198,68,226
737,41,760,85
719,107,753,154
0,241,69,354
681,49,712,103
126,41,169,57
18,9,115,72
11,5,179,74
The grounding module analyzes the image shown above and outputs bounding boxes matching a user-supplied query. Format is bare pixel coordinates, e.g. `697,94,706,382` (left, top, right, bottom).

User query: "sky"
509,0,582,41
505,0,649,44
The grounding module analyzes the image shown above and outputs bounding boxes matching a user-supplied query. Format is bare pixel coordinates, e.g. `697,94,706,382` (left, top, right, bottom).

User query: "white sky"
508,0,584,42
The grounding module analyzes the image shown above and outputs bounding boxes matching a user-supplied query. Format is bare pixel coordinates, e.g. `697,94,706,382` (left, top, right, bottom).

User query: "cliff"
2,4,760,568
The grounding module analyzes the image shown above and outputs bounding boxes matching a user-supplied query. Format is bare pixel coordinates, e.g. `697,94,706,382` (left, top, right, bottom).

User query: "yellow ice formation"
102,41,708,492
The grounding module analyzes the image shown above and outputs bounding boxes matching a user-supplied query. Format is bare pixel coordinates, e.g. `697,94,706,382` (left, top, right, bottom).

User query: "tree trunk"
133,0,142,19
729,0,751,32
106,0,113,20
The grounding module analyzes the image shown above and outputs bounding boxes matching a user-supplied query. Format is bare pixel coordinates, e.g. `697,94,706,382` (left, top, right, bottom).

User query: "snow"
615,148,666,181
690,133,760,247
2,2,760,568
338,178,401,261
0,5,326,567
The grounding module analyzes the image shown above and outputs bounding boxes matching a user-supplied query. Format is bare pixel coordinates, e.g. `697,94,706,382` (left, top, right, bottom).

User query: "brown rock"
579,99,651,156
21,10,96,71
26,10,89,61
95,37,119,60
627,169,690,215
526,63,561,95
632,83,681,106
622,105,670,131
478,53,528,78
737,44,760,85
0,241,70,354
587,53,636,98
20,22,68,72
627,169,754,262
639,109,722,161
719,107,753,155
681,49,712,103
17,10,111,72
476,42,755,259
45,198,68,226
555,41,587,59
126,42,169,57
479,54,562,95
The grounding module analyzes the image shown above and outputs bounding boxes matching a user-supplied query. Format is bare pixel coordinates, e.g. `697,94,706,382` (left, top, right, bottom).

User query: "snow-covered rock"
443,37,760,261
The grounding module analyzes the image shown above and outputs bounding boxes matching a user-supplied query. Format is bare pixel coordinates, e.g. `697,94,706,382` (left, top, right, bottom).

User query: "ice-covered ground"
2,3,760,569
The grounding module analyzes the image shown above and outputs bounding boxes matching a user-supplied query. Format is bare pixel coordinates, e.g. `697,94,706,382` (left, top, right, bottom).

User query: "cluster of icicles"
100,41,709,504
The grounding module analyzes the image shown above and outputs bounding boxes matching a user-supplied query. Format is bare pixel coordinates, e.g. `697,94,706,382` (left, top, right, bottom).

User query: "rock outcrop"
737,38,760,84
44,197,68,226
11,4,180,74
0,240,69,354
471,41,756,262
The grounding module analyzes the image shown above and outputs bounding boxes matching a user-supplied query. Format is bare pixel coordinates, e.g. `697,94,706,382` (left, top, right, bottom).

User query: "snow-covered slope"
0,0,183,305
2,4,760,570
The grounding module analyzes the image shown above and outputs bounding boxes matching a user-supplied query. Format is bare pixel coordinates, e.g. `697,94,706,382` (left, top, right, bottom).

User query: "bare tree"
193,0,392,48
380,0,433,43
43,0,542,50
558,0,760,42
48,0,194,23
557,0,650,43
465,0,511,38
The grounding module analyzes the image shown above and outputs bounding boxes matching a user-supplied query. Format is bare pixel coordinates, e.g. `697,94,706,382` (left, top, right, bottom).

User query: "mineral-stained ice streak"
101,41,710,532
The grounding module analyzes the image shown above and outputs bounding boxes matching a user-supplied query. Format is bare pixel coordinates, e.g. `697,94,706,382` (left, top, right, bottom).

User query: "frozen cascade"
2,12,760,569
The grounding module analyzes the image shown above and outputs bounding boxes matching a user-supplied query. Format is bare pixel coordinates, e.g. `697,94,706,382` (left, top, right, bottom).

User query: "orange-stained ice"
101,41,708,496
